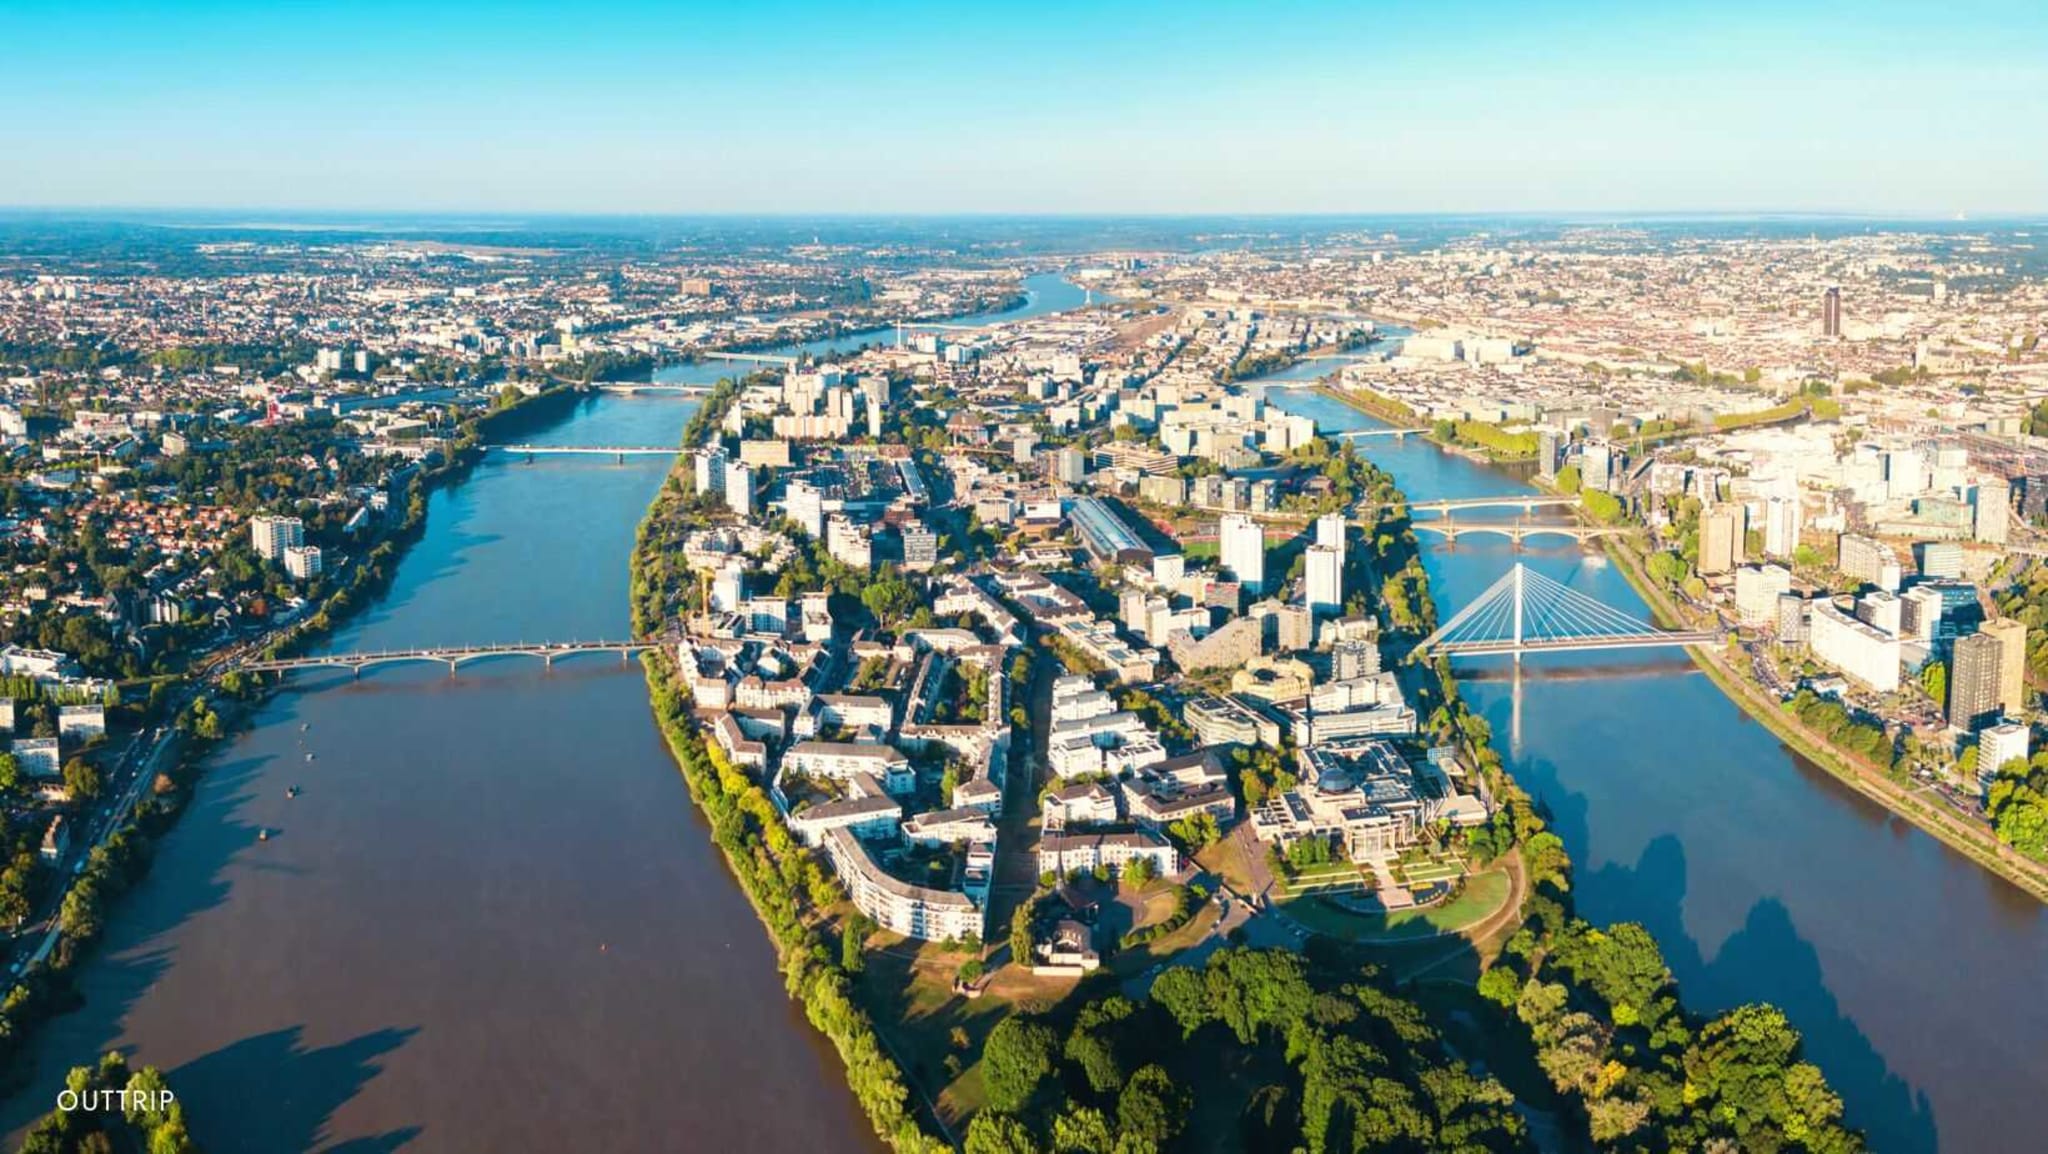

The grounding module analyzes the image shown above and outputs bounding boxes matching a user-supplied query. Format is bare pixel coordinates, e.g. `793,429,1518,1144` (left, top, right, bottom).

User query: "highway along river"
1267,385,2048,1154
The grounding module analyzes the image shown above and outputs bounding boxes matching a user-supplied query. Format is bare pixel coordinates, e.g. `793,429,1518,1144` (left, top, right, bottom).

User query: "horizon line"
0,205,2036,225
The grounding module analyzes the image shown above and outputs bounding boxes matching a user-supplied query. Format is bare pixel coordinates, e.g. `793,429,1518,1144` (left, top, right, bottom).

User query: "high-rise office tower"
1763,496,1801,558
1975,476,2011,545
1581,440,1614,491
1220,514,1265,593
1980,617,2030,717
1315,512,1346,556
1949,631,2005,731
1305,544,1342,616
1823,286,1842,338
1699,504,1744,576
250,514,304,561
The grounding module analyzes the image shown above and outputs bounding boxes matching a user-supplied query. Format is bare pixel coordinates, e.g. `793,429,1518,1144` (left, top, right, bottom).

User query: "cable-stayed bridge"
1411,563,1718,660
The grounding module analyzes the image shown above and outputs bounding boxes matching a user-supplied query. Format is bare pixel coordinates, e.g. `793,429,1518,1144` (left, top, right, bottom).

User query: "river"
652,271,1093,386
1,274,1104,1151
1265,384,2048,1154
0,392,887,1151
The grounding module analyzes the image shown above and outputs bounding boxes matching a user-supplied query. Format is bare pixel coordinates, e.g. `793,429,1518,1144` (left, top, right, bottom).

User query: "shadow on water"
170,1025,421,1154
1511,757,1938,1152
0,753,273,1135
1585,835,1940,1154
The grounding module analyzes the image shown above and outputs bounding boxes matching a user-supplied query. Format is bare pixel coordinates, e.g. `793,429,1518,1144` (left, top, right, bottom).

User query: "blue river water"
1266,385,2048,1154
0,272,1104,1151
653,272,1093,386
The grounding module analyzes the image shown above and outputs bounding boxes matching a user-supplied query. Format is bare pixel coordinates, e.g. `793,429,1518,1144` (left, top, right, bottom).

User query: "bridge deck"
1426,631,1718,657
244,640,654,673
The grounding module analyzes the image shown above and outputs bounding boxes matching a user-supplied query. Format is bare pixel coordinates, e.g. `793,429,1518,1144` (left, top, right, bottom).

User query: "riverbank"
630,478,944,1154
0,381,593,1097
1596,529,2048,906
1361,489,1868,1150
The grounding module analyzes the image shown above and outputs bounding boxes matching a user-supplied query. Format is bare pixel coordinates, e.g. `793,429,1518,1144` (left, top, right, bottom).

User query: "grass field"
1281,867,1513,943
857,940,1026,1126
1397,858,1466,886
1273,860,1370,897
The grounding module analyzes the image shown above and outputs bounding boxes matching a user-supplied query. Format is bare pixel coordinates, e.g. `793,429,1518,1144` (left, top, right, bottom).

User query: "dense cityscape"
0,210,2035,1152
2,0,2044,1149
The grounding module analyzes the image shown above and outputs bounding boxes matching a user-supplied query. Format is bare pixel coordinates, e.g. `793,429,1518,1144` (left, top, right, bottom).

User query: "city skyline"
4,0,2046,216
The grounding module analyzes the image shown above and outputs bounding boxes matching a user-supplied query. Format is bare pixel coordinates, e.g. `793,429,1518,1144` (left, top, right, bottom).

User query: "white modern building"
1763,496,1802,559
1315,512,1346,558
1219,513,1265,593
1305,544,1342,616
283,544,324,581
250,514,304,560
1978,722,2031,797
1733,564,1792,625
1809,600,1901,692
825,828,985,942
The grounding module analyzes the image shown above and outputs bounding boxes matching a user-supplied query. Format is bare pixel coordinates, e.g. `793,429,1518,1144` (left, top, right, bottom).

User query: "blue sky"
3,0,2044,215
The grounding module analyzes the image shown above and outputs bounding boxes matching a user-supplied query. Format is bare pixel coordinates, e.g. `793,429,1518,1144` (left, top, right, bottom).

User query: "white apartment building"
1763,496,1802,559
283,544,324,581
1733,564,1793,625
250,514,304,560
1978,722,2030,797
1219,513,1265,593
1037,830,1180,879
1809,601,1901,692
693,446,728,497
784,741,914,794
825,829,985,942
724,459,756,518
1305,544,1342,616
1315,512,1346,557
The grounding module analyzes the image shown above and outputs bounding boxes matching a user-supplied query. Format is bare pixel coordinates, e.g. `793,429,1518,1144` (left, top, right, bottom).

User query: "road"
4,595,314,975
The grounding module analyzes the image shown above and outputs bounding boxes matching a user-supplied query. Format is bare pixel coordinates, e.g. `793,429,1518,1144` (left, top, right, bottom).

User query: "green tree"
1123,856,1157,887
1151,965,1210,1038
1064,995,1134,1094
840,913,871,975
981,1017,1059,1114
63,757,102,801
1477,966,1521,1007
1009,902,1035,967
1918,660,1947,705
1646,550,1689,587
1582,489,1624,524
964,1112,1041,1154
1555,464,1582,494
1116,1065,1190,1151
1049,1106,1115,1154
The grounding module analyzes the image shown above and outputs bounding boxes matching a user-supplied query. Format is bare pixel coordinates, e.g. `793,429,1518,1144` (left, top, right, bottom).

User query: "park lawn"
1282,867,1513,943
1195,836,1257,896
1108,900,1223,977
856,941,1015,1125
1400,857,1467,886
1273,861,1369,897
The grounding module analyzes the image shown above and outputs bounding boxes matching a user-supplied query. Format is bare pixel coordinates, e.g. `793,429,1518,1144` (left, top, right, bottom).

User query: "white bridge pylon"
1410,562,1717,660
